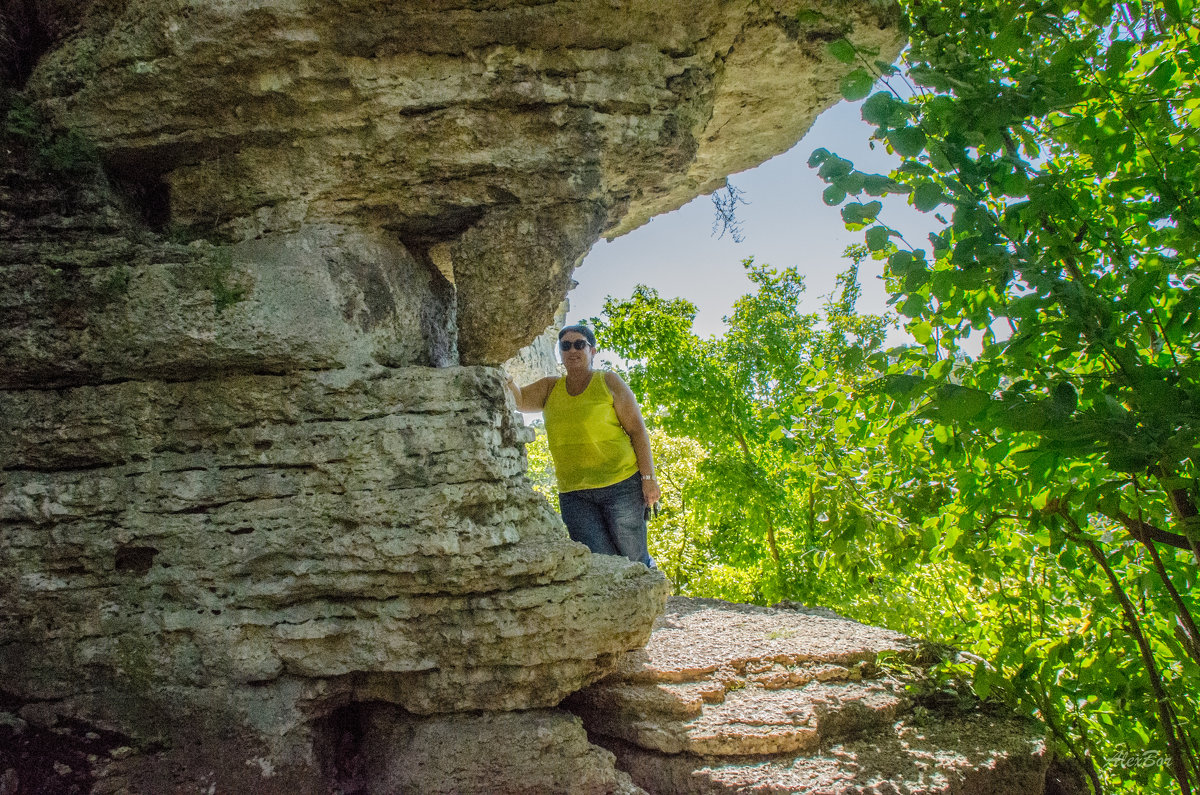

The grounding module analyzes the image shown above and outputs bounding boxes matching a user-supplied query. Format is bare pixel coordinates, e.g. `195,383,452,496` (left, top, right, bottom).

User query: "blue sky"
567,97,941,342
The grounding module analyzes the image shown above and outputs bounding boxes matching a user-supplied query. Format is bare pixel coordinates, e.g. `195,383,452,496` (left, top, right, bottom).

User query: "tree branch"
1064,511,1194,794
1115,510,1193,551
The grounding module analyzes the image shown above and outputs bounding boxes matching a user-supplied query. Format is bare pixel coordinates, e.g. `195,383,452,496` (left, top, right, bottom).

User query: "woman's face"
559,332,594,369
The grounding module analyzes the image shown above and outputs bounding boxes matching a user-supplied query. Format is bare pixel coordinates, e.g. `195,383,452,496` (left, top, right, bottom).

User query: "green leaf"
984,439,1012,463
913,182,944,212
863,173,908,196
1105,40,1135,78
904,265,931,290
840,69,874,101
841,201,883,225
861,91,898,126
818,154,854,181
888,250,915,274
877,373,927,399
888,126,927,157
1051,381,1078,416
907,65,950,91
823,184,848,206
827,39,857,64
928,358,953,380
1106,446,1157,473
865,225,892,251
837,170,865,195
998,400,1048,432
973,662,992,700
900,294,927,317
930,384,992,422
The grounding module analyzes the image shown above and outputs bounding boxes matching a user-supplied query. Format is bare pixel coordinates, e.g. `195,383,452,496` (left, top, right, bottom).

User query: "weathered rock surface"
25,0,903,364
0,358,670,703
567,597,1051,794
1,223,456,388
2,0,912,791
0,149,670,789
338,706,646,794
504,301,569,385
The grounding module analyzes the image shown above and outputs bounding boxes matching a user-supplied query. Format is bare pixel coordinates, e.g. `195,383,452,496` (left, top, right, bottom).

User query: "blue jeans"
559,473,655,568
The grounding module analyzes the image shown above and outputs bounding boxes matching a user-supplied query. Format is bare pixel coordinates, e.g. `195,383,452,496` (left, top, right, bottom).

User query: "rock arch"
1,1,907,790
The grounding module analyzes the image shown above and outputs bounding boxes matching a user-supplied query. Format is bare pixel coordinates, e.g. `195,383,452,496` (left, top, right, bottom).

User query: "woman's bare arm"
505,375,557,412
605,371,661,505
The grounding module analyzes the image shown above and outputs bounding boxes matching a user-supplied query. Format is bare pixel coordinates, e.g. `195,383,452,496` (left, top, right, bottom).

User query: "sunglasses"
559,339,591,351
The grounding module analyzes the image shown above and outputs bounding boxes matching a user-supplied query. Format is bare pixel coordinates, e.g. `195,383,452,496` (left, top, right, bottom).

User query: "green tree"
595,253,902,605
813,0,1200,790
642,430,710,591
524,421,558,511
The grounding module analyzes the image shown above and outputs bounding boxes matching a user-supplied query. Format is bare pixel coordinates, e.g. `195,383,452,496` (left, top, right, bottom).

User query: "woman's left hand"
641,476,661,507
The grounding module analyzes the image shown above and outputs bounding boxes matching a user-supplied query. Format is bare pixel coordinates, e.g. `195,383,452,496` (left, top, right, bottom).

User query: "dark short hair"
557,324,596,347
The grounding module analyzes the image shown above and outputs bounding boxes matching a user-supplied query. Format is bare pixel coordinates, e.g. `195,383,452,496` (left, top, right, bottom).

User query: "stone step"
566,597,1050,795
600,714,1048,795
571,677,910,757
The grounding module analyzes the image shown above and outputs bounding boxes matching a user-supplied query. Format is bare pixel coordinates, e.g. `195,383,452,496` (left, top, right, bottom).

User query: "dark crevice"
1,361,340,392
389,204,485,252
0,689,130,795
114,545,158,576
102,150,175,232
0,0,76,89
312,701,375,795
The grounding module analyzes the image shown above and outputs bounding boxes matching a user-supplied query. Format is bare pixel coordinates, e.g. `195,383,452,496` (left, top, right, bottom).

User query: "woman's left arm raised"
605,371,660,506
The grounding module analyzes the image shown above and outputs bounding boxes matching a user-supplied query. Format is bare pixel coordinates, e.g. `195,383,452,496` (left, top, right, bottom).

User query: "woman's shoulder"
524,375,560,409
600,370,634,398
600,370,627,387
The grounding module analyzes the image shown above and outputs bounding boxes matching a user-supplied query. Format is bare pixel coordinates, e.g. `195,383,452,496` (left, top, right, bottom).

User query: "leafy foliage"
2,92,98,176
582,3,1200,787
524,422,559,512
805,0,1200,790
594,253,901,604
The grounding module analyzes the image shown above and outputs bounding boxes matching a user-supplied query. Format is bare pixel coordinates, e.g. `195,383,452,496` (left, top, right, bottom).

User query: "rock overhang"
1,2,913,791
25,0,904,363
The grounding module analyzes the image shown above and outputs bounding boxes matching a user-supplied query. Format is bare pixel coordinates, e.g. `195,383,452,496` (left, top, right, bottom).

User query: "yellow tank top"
543,371,638,493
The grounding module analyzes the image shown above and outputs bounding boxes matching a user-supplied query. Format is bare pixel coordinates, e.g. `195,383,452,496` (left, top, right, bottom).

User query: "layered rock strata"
568,597,1051,794
4,0,906,790
0,154,669,792
25,0,904,364
332,706,646,795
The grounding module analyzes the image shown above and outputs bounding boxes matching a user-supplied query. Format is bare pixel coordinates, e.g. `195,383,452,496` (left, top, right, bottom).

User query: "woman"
506,325,660,567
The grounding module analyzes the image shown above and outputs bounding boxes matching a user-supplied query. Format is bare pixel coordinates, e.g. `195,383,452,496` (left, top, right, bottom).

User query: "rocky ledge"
567,597,1052,794
23,0,903,364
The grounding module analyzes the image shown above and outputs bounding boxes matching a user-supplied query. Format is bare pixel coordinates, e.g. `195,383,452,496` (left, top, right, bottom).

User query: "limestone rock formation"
567,597,1051,794
0,152,670,791
2,0,907,791
334,706,645,795
504,301,569,386
24,0,903,364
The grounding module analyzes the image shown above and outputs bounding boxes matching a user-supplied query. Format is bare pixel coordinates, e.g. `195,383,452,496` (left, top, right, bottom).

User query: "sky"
565,97,942,343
